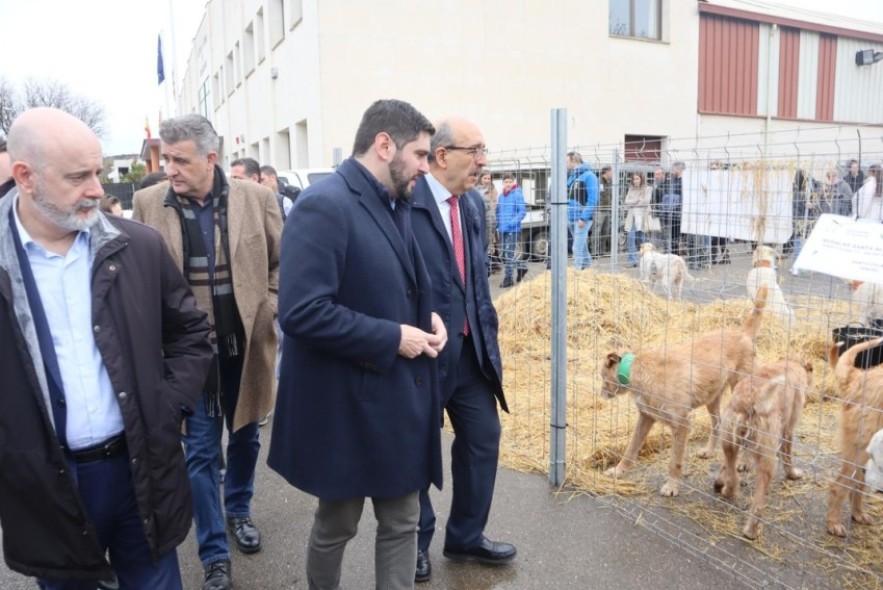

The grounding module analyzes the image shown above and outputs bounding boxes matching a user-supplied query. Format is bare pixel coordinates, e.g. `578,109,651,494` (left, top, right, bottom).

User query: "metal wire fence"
488,121,883,589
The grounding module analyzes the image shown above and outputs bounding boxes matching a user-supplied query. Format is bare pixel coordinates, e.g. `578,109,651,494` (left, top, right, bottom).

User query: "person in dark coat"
267,99,447,590
0,107,212,588
410,117,515,583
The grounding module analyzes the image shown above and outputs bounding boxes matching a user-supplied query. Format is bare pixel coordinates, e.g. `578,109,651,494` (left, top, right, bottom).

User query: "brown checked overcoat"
133,171,281,431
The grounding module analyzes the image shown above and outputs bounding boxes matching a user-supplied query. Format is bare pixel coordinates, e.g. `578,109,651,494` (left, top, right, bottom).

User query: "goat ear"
605,352,621,368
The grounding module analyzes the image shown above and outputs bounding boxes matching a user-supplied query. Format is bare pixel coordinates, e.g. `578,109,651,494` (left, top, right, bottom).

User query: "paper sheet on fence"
793,214,883,282
680,170,793,243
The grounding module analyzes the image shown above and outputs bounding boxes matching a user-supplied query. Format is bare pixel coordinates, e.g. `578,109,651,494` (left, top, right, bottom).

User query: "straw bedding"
492,269,882,587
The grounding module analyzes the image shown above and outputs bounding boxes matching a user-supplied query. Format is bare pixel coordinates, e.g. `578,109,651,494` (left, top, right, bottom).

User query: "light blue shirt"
13,199,123,450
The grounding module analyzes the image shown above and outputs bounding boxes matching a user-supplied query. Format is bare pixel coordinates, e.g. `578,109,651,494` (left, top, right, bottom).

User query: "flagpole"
167,0,179,117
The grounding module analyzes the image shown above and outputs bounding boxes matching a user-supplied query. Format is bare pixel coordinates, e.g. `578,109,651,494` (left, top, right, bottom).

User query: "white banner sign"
680,169,793,243
793,214,883,283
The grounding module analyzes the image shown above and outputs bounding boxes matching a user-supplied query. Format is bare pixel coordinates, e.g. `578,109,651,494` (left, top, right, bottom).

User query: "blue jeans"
627,226,646,265
500,232,525,280
38,452,183,589
570,220,592,269
184,355,261,566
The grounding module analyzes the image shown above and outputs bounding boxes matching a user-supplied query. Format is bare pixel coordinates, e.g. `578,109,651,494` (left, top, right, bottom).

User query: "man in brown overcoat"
133,114,281,590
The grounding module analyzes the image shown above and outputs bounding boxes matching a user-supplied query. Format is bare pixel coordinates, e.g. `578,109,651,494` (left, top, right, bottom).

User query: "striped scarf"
172,169,243,415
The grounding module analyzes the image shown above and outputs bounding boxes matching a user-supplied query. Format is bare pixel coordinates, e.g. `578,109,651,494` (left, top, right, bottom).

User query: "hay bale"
494,268,881,583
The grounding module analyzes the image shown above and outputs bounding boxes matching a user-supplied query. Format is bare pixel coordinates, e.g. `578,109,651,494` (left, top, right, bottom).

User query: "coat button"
118,391,127,400
407,288,413,297
131,458,138,465
93,325,101,333
58,468,65,475
108,264,117,272
415,377,423,386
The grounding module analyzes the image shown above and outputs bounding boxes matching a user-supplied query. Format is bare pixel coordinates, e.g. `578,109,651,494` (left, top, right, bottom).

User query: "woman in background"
623,172,652,267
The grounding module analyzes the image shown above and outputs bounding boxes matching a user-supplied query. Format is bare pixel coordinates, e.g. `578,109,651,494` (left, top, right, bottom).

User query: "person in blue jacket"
566,152,599,270
495,173,527,288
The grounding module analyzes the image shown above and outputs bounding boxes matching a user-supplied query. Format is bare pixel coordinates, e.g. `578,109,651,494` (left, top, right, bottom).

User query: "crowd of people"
0,103,515,590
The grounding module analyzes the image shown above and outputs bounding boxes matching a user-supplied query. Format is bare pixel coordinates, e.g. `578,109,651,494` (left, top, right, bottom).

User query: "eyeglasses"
444,145,489,159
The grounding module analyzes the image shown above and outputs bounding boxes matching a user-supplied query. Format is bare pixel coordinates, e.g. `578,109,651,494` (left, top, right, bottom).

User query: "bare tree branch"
0,77,21,136
20,78,106,138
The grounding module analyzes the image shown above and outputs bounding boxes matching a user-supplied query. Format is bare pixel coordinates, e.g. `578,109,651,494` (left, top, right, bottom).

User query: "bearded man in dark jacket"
0,107,212,588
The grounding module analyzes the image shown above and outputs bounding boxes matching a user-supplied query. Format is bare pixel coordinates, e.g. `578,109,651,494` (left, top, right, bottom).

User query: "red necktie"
447,196,469,335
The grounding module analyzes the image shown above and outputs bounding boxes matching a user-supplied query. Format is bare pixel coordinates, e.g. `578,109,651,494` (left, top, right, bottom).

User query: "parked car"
274,168,334,204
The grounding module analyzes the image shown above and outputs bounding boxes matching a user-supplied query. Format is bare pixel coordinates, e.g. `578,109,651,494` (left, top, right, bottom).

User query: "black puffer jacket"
0,192,212,581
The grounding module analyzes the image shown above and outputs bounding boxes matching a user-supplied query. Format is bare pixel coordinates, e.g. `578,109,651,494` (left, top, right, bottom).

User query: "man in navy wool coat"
267,99,447,590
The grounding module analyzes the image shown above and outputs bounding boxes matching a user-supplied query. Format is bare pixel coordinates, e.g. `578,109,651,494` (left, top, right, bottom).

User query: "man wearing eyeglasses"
410,117,516,583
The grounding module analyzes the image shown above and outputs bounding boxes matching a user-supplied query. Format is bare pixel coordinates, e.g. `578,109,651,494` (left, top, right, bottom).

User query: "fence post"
550,108,568,488
610,149,621,265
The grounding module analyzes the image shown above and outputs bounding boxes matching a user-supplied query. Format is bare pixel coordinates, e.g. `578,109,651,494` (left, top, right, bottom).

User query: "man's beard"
34,179,101,232
389,152,415,201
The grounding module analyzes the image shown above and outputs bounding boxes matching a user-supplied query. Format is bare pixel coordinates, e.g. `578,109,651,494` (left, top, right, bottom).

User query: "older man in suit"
268,99,446,590
410,117,516,583
132,114,281,590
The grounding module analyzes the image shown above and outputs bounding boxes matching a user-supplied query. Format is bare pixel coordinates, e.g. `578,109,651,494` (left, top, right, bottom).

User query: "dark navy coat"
410,178,506,411
267,158,443,499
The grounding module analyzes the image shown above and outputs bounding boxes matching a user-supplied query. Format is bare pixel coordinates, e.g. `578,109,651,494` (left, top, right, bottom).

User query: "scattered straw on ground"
493,268,881,587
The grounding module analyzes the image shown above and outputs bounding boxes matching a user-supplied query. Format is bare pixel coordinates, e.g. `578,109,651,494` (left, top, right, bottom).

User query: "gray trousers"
307,492,419,590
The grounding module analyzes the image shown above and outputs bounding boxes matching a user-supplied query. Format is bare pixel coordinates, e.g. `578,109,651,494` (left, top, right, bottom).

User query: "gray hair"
429,121,455,163
672,161,686,172
159,114,220,156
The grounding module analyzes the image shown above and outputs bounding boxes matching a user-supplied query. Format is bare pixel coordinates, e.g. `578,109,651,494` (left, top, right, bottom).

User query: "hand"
399,324,444,359
429,312,447,354
577,220,586,228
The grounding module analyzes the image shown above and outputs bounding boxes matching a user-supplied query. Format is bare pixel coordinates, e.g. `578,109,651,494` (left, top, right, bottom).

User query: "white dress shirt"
425,172,462,245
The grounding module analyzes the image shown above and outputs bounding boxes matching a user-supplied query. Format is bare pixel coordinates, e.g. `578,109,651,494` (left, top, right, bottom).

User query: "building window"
256,8,266,63
609,0,661,40
269,0,285,48
213,72,223,107
243,23,256,77
287,0,303,30
624,134,663,162
198,78,212,118
225,53,234,96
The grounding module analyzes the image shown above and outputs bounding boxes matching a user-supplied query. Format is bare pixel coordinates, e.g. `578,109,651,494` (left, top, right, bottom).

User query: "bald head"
428,117,487,195
9,107,105,241
8,107,101,171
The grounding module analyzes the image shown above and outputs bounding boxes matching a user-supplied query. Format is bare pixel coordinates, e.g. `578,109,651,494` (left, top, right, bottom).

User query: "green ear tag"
617,353,636,386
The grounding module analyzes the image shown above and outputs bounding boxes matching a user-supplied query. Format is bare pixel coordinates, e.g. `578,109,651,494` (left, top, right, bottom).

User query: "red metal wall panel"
777,28,800,119
699,15,759,116
815,34,837,121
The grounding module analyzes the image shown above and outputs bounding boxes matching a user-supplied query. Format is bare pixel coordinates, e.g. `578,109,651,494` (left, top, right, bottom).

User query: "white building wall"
833,37,883,125
756,23,780,118
796,31,819,120
178,0,702,167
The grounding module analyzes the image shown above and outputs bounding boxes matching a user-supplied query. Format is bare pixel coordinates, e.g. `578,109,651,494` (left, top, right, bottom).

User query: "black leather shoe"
228,516,262,554
415,549,431,583
443,536,517,565
203,560,232,590
499,278,514,288
516,268,528,282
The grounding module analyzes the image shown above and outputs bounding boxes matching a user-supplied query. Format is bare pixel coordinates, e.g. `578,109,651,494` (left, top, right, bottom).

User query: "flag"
157,35,165,85
144,116,152,139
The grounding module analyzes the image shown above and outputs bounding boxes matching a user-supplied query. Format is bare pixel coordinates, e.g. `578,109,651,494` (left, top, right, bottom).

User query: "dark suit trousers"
38,451,182,589
418,335,501,552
